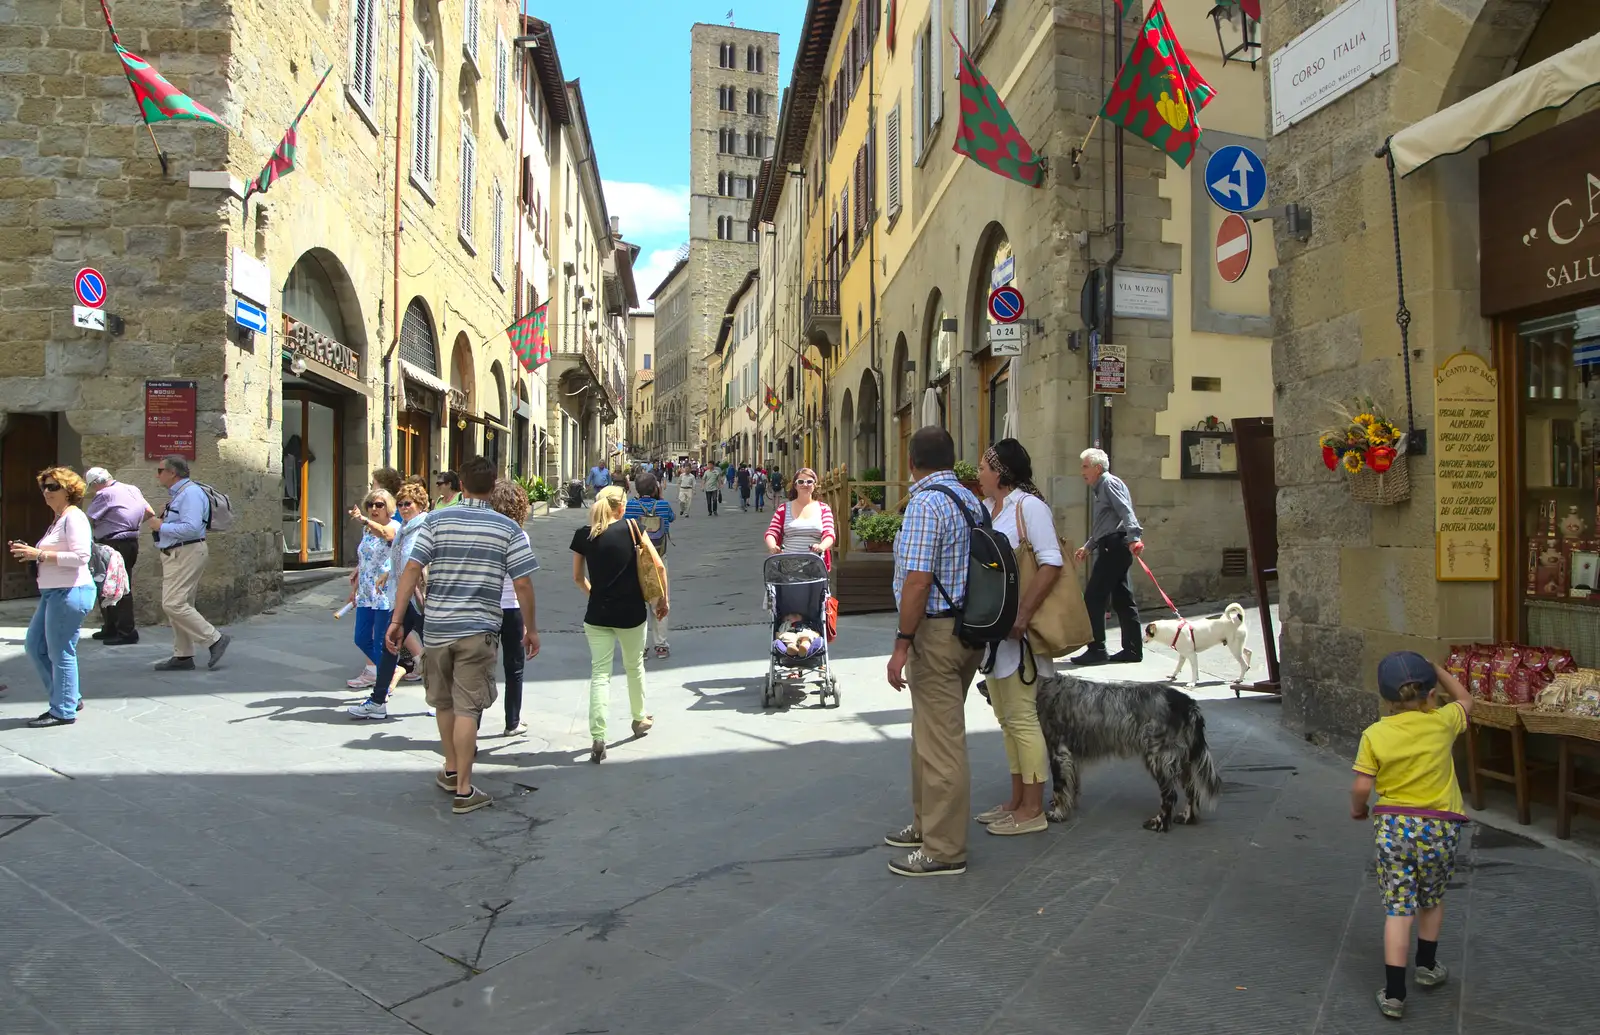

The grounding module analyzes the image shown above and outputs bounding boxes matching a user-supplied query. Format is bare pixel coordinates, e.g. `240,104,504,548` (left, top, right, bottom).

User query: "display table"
1463,700,1537,825
1521,710,1600,839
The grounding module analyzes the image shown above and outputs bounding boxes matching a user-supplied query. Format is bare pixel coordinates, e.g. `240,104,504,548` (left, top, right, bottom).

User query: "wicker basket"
1348,454,1411,505
1520,709,1600,742
1469,699,1525,730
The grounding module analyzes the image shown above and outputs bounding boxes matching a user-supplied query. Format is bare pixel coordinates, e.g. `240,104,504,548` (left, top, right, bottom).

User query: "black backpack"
925,484,1020,672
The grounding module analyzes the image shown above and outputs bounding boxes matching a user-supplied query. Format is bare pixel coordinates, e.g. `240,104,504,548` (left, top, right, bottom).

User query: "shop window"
1517,306,1600,666
282,395,340,568
283,253,351,344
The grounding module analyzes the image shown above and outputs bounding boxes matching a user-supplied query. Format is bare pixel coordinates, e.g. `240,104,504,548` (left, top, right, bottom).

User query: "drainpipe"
383,0,409,468
1092,0,1125,458
868,17,881,471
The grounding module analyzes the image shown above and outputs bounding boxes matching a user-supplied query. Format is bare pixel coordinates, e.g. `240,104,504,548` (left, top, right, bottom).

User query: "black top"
570,520,647,629
737,468,752,490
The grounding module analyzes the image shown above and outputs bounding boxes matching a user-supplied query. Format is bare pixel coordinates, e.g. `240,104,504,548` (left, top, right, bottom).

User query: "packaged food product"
1549,649,1578,675
1510,665,1536,705
1490,646,1523,704
1468,651,1494,700
1445,645,1470,685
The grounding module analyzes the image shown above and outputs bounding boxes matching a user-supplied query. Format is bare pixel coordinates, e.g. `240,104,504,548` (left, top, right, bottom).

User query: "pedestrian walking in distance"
625,473,675,659
84,466,153,646
676,465,696,517
572,485,667,763
1070,448,1144,666
488,477,535,737
1352,652,1471,1020
700,464,720,516
11,467,96,727
754,466,768,511
345,489,400,690
348,482,431,720
385,456,540,815
885,428,984,877
435,470,462,508
737,463,752,511
145,455,230,672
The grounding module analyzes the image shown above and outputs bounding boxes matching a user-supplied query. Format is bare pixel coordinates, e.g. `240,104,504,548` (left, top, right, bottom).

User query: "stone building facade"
1263,0,1600,740
0,0,600,618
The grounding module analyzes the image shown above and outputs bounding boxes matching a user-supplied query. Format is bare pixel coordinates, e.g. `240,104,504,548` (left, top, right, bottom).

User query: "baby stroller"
762,553,839,708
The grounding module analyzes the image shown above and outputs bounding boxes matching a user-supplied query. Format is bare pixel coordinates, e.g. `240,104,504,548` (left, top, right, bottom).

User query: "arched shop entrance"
398,297,444,481
280,249,368,569
448,334,477,470
971,223,1013,453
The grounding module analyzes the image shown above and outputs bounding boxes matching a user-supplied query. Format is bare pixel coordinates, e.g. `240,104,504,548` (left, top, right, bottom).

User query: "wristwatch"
896,631,915,643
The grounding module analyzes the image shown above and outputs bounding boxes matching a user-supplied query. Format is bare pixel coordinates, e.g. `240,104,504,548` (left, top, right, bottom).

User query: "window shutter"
495,30,508,124
911,34,924,159
954,0,968,53
413,59,434,180
350,0,375,107
459,127,476,241
885,102,901,219
931,7,944,123
491,179,505,281
464,0,480,66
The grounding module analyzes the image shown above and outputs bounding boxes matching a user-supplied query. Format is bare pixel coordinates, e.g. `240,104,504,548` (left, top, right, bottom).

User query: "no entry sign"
1215,214,1252,283
75,267,107,309
988,286,1024,324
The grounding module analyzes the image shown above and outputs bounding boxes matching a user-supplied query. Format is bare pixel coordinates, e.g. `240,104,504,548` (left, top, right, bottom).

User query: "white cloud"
602,181,690,240
632,247,686,310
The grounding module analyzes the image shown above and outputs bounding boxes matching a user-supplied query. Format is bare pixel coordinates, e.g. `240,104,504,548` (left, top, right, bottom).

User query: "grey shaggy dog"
1034,674,1223,832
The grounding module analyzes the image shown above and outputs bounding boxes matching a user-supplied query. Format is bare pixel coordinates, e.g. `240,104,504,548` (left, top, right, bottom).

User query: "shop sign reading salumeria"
283,315,359,378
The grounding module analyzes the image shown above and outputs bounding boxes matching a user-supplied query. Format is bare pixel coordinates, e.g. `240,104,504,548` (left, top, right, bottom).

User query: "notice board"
145,380,198,460
1433,353,1499,580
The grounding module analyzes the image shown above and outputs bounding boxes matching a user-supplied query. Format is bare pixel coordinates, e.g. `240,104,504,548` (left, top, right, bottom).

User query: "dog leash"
1137,556,1195,650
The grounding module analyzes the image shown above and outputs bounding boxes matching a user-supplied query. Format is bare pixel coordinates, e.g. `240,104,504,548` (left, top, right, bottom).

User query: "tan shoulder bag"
1014,499,1094,656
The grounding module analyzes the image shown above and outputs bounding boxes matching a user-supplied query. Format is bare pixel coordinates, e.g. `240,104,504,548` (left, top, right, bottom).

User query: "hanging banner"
1434,352,1499,580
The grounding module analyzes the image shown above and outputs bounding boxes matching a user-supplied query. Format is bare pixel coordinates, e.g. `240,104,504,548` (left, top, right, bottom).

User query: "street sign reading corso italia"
1215,214,1253,282
988,286,1024,323
1204,145,1266,213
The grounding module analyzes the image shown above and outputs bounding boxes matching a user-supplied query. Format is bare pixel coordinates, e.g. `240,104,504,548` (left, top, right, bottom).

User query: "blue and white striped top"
405,499,538,648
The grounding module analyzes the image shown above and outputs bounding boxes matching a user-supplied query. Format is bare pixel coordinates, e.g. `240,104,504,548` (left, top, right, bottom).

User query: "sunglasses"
398,500,419,508
366,501,387,509
40,482,62,493
795,479,815,486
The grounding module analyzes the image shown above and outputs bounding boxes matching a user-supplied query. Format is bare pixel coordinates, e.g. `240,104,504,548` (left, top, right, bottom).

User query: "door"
398,410,431,480
979,352,1009,453
1,414,58,599
282,391,342,568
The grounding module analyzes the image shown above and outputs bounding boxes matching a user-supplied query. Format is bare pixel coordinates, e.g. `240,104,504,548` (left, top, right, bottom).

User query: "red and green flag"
244,66,333,202
765,386,781,411
508,302,550,372
1100,0,1216,168
113,43,224,126
799,354,820,374
950,32,1043,187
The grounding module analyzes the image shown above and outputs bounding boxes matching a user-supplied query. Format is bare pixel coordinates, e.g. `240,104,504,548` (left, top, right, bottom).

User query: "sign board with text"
1112,270,1171,320
145,379,199,460
1434,352,1499,581
1092,342,1127,395
988,322,1025,357
1269,0,1397,135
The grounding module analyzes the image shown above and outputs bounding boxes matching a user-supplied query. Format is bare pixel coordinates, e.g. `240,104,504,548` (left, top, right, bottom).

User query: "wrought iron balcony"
802,278,840,352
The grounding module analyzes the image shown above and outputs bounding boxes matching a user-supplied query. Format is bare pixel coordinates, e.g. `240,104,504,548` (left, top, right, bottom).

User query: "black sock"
454,786,472,798
1416,939,1438,970
444,770,457,778
1385,965,1407,1001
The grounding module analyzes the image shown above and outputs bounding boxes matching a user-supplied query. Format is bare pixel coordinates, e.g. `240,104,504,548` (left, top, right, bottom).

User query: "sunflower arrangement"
1320,399,1404,475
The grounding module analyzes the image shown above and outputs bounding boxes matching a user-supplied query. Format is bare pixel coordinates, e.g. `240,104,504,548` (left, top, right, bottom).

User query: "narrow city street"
0,502,1593,1035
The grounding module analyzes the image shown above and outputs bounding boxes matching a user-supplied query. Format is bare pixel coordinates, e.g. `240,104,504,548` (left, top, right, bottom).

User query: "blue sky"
534,1,810,303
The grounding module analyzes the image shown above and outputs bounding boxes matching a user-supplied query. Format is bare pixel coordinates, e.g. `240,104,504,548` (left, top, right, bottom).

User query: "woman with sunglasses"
9,467,95,727
349,483,431,719
763,468,837,572
344,489,400,691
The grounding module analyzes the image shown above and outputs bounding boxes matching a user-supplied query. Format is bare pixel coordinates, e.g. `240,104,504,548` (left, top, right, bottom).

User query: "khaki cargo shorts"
423,633,500,717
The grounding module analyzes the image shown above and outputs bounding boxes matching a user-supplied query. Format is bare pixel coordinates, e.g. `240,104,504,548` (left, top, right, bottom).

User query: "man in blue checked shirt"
884,426,984,880
142,455,230,672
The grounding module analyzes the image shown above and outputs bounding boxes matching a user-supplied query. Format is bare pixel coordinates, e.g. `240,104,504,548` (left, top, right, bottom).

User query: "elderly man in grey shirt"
1070,448,1145,665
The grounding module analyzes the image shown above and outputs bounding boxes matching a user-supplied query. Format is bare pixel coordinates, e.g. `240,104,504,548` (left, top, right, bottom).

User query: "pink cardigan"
765,501,836,572
35,507,93,589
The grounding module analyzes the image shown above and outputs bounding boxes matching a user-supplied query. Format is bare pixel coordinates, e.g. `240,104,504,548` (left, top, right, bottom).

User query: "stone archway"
855,368,881,474
839,388,854,472
968,222,1011,454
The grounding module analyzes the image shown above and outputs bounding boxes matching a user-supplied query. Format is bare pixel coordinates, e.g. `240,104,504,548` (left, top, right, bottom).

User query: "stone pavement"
1,500,1596,1034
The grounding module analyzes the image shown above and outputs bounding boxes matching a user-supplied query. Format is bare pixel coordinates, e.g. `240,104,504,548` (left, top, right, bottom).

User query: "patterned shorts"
1373,813,1464,916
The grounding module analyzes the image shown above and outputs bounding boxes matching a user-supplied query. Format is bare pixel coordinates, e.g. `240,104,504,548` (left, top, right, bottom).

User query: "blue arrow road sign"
234,298,269,334
1204,144,1266,214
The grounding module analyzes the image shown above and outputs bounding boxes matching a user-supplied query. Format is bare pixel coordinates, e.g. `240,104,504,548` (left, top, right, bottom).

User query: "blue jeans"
353,606,392,666
26,584,96,720
755,486,766,510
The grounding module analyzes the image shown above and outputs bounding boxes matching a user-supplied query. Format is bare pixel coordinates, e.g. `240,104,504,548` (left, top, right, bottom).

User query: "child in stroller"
762,554,840,708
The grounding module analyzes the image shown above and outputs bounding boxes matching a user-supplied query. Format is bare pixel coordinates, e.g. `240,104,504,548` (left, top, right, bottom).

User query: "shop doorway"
397,408,431,480
981,353,1010,450
1,413,58,599
282,391,342,568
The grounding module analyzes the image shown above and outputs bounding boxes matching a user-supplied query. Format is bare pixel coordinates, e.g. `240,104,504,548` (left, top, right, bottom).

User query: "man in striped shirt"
387,456,539,815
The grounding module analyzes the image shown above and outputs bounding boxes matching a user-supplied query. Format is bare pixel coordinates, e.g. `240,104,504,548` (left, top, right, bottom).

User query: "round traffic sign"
1215,214,1252,283
1204,144,1266,214
988,286,1025,324
75,267,107,309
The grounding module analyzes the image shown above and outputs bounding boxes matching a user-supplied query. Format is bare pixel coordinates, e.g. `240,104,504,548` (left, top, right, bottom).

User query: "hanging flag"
765,386,781,411
113,43,225,126
1100,0,1216,168
799,354,820,374
244,66,333,202
887,0,897,54
950,33,1044,187
507,301,550,372
746,405,757,421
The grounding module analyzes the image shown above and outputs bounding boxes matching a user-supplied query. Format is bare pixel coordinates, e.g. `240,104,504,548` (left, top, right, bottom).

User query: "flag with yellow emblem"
1100,0,1215,168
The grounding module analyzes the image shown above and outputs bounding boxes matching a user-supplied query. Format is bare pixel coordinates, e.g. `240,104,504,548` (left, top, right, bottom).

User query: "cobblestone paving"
1,501,1594,1034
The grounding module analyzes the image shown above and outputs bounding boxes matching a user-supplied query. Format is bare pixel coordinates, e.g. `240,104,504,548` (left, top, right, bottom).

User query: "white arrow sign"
1211,152,1254,207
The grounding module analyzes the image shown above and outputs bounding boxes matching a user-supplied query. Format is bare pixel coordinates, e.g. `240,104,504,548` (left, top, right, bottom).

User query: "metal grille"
400,300,438,375
1221,548,1248,577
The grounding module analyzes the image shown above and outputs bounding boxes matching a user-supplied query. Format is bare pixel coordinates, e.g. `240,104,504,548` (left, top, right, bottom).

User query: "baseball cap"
84,467,112,487
1377,650,1437,702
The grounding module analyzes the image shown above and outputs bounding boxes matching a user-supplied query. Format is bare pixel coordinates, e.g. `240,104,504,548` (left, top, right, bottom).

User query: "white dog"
1144,603,1253,690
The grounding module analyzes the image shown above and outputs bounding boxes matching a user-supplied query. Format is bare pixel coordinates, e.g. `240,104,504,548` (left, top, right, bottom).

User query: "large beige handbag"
1015,512,1093,656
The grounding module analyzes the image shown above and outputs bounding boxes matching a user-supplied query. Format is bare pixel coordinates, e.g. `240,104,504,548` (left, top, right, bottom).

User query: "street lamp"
1208,2,1261,69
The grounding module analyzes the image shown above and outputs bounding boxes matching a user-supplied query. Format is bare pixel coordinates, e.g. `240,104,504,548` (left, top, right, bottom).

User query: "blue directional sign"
1204,144,1267,214
234,298,269,334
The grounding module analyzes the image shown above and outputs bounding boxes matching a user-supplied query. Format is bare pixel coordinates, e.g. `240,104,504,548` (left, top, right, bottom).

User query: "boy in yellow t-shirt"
1350,651,1471,1020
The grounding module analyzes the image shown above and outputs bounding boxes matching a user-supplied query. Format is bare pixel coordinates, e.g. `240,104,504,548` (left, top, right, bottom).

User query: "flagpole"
99,0,169,176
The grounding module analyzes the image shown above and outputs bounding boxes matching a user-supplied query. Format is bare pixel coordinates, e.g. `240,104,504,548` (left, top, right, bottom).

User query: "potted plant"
953,459,980,494
1318,399,1410,505
854,512,902,553
516,475,551,517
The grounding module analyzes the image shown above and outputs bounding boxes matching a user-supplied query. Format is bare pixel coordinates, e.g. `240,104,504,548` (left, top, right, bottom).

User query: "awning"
1388,33,1600,177
401,360,451,395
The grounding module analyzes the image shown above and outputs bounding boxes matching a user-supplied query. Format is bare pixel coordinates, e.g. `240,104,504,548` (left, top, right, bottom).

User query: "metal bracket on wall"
1247,203,1314,242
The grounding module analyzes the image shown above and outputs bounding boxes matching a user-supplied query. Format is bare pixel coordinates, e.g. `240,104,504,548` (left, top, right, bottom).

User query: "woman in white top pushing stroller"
761,553,838,708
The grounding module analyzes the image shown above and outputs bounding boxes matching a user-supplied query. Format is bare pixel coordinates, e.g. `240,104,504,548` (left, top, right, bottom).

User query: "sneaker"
401,670,424,683
974,805,1012,825
654,644,670,659
346,669,377,689
632,716,654,737
1107,649,1143,664
888,849,966,878
27,712,75,728
1414,963,1448,988
1069,649,1110,666
987,811,1048,836
504,721,529,737
452,787,493,814
347,700,388,720
426,706,437,717
207,632,231,669
884,824,923,848
1375,990,1405,1019
434,769,458,792
153,656,195,671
